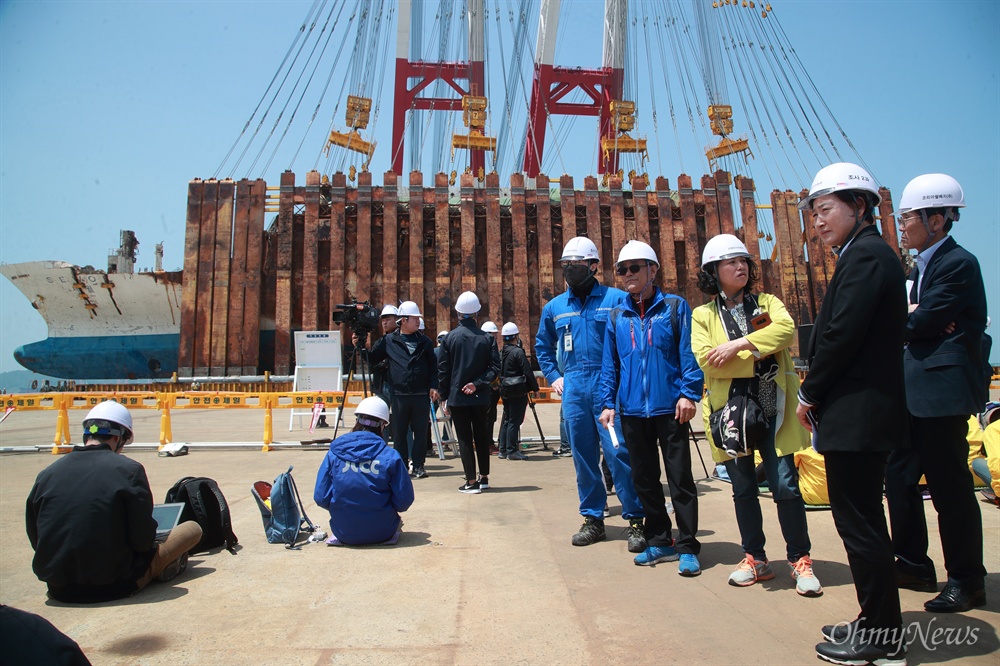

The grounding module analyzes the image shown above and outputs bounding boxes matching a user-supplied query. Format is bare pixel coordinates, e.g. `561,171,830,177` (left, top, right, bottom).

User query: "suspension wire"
729,6,821,174
767,5,876,180
213,0,325,178
636,13,663,178
721,6,811,181
493,0,531,176
225,0,326,178
650,11,685,174
747,7,833,167
661,0,712,171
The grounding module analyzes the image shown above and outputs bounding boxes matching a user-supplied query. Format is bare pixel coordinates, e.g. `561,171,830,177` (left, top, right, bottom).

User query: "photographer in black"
369,301,439,478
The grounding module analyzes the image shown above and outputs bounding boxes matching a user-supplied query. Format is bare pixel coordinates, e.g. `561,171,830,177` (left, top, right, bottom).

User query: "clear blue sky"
1,0,998,373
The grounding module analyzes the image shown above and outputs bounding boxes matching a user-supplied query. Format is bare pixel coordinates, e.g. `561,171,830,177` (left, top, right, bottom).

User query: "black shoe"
459,481,482,494
625,519,647,554
821,619,858,643
157,552,189,582
895,559,937,593
571,517,606,546
507,451,528,461
553,446,571,458
816,630,906,666
923,584,986,613
413,467,428,479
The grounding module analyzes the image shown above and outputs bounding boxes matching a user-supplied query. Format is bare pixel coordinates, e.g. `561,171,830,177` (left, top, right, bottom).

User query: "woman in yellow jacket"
691,234,821,596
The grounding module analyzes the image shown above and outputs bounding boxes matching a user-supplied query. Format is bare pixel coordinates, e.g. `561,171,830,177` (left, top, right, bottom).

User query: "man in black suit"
795,163,909,665
886,173,988,613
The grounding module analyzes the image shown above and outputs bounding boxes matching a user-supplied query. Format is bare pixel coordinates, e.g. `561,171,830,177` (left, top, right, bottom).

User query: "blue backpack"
251,466,317,548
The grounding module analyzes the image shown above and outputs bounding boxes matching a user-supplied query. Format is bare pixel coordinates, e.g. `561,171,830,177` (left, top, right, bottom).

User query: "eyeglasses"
616,262,647,276
560,259,590,268
897,213,922,227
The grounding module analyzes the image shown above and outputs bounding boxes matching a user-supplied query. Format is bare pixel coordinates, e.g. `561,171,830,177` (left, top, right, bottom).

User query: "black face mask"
564,264,594,289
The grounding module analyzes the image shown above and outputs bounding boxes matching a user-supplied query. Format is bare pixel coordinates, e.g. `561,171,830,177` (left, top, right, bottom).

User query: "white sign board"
290,331,343,431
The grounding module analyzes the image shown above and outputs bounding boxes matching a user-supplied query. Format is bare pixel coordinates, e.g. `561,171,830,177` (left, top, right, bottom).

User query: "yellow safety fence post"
51,394,72,454
158,398,172,448
262,394,274,452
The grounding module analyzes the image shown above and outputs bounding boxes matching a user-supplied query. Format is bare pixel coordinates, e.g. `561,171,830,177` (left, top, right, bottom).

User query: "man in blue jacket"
536,237,646,552
600,241,704,574
314,396,414,545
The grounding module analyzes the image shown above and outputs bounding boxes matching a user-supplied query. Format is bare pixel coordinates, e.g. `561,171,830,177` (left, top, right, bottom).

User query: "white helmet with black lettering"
561,237,600,262
897,173,965,222
455,291,481,315
798,162,881,211
702,234,750,268
616,240,659,267
355,396,390,426
82,401,134,447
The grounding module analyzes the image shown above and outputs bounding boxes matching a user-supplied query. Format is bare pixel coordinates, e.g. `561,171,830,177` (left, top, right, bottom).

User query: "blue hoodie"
313,430,414,545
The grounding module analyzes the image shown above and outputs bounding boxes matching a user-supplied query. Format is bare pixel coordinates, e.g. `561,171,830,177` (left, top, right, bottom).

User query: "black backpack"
165,477,238,554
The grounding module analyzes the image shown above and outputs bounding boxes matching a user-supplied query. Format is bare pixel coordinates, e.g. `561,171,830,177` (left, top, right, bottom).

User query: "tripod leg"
528,396,547,449
688,423,711,480
430,399,445,460
332,345,361,440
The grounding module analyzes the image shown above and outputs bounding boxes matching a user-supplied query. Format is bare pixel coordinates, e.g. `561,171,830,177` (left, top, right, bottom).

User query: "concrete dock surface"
1,404,997,665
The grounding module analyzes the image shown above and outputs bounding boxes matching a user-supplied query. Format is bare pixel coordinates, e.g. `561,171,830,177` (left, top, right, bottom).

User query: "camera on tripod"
332,298,380,334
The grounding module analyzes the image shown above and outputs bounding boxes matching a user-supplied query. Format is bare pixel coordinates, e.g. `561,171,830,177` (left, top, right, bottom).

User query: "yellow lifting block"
452,130,497,152
461,95,490,130
708,104,735,136
609,100,637,132
345,95,372,130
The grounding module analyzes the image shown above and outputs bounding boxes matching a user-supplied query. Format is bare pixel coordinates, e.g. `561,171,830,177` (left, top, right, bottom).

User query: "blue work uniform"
536,282,644,521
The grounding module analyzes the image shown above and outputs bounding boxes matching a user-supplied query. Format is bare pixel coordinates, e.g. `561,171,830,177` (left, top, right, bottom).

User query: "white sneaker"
790,556,823,597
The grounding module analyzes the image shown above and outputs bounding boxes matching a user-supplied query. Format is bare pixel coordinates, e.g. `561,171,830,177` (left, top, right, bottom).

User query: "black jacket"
26,444,157,602
500,343,540,396
369,331,439,396
800,225,909,453
904,236,990,417
438,319,501,406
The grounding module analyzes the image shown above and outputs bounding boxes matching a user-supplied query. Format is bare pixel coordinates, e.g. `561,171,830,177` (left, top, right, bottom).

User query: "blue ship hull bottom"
14,335,180,381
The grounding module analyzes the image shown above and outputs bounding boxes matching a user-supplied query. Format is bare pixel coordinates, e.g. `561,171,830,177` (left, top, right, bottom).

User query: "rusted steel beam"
485,172,502,326
227,179,250,375
406,172,424,306
558,174,575,291
736,176,760,263
701,174,721,240
242,179,265,375
194,180,219,375
786,191,812,336
654,177,679,296
356,170,373,318
344,186,359,303
209,180,234,377
179,179,204,377
302,171,321,333
877,187,901,255
609,175,626,258
632,176,650,245
772,188,796,317
435,172,451,335
382,171,399,310
371,181,384,314
525,180,541,358
535,174,555,305
510,173,530,339
582,176,604,283
803,198,828,323
715,170,735,237
329,172,347,337
273,171,296,375
677,175,701,306
460,173,476,294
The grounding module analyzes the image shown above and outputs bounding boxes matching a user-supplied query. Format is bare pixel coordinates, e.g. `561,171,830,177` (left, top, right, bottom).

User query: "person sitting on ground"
25,402,202,603
313,396,414,545
497,322,540,460
972,403,1000,503
793,447,830,507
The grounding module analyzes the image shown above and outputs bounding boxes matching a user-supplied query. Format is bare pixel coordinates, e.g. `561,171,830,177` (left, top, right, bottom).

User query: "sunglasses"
616,262,647,276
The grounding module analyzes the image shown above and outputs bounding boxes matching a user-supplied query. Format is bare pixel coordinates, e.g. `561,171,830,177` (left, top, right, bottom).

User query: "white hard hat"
419,317,425,330
437,330,449,339
397,301,422,318
616,240,658,266
82,400,134,446
799,162,881,210
501,322,519,336
481,320,499,333
380,304,398,318
561,236,600,262
896,173,965,217
355,396,390,425
455,291,481,315
702,233,751,268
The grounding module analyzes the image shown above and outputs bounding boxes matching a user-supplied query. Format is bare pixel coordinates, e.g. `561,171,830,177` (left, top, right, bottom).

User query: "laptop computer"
152,502,185,543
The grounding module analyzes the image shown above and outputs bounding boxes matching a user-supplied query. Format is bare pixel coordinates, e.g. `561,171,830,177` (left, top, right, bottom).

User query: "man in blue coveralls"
536,237,646,552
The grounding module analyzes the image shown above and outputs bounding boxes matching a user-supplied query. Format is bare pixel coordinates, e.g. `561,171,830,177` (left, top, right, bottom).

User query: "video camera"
332,298,380,334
